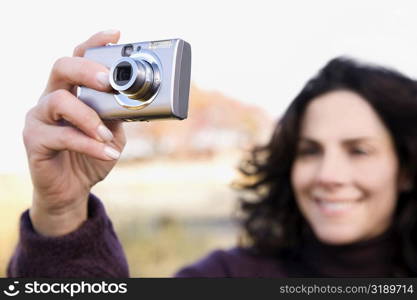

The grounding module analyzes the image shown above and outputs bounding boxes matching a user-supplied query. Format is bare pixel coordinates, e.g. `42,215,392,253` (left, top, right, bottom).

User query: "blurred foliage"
121,84,274,160
116,214,237,277
0,174,32,277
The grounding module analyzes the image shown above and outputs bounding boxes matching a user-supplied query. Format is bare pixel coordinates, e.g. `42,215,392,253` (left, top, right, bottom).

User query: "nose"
315,149,351,189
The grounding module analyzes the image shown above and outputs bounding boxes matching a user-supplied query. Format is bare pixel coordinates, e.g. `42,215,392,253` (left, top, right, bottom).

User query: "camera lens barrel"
110,57,160,101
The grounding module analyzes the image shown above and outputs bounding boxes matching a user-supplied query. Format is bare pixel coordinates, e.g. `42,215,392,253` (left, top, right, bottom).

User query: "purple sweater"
7,194,401,278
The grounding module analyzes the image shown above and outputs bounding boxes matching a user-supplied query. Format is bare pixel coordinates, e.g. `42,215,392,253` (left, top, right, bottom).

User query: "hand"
23,30,126,237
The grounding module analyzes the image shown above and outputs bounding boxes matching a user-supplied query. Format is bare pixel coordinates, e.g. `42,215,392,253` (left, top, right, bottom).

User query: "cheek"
355,158,399,198
356,162,399,213
291,161,314,199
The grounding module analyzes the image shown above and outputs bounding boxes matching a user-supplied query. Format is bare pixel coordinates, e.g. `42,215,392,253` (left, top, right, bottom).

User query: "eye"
349,147,369,156
297,146,320,156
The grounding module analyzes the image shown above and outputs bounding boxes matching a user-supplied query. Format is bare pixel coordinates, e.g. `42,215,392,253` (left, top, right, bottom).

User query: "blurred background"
2,0,417,277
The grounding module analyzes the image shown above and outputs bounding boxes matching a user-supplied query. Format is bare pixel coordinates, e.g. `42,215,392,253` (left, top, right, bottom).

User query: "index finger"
73,29,120,57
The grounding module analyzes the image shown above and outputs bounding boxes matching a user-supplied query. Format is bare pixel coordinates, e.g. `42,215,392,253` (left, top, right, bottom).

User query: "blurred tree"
122,84,274,160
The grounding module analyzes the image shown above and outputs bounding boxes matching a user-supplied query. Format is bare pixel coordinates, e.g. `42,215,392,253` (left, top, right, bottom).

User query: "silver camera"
78,39,191,121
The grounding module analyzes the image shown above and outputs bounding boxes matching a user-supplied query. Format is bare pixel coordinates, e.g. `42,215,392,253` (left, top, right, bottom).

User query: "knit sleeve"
7,194,129,278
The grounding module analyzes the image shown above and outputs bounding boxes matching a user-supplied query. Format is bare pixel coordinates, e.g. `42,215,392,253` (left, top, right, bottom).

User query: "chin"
311,224,363,245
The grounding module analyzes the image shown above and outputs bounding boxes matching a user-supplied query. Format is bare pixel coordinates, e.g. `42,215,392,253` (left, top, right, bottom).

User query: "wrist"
29,193,89,237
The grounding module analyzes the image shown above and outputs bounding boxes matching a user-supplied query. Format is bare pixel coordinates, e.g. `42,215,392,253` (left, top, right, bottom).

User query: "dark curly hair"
235,56,417,276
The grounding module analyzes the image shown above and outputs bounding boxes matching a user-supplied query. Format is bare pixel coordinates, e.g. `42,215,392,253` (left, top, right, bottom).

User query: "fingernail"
96,72,109,88
104,146,120,160
97,124,114,142
102,29,119,35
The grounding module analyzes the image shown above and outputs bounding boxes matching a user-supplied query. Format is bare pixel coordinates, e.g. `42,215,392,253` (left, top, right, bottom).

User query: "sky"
1,0,417,173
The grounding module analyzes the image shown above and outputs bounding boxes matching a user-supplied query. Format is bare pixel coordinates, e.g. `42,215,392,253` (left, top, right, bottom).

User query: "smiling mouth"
314,197,359,215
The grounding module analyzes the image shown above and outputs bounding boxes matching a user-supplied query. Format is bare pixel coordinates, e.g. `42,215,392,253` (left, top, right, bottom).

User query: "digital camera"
78,39,191,121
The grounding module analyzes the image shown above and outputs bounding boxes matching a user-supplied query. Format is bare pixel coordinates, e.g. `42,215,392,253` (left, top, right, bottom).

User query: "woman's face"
291,90,401,245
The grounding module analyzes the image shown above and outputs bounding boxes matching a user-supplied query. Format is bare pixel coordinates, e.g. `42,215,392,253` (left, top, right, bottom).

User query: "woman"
229,58,417,277
8,31,417,277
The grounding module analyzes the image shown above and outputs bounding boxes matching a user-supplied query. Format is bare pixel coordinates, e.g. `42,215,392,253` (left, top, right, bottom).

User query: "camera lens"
115,63,132,84
110,56,161,102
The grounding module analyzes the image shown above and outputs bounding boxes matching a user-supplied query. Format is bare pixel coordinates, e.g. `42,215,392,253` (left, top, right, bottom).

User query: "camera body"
78,39,191,121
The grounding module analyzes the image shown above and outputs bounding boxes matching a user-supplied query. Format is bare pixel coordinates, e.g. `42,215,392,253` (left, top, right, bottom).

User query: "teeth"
317,200,353,212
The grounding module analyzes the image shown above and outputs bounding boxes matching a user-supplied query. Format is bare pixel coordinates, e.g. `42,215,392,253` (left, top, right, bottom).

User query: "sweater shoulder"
174,247,287,277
